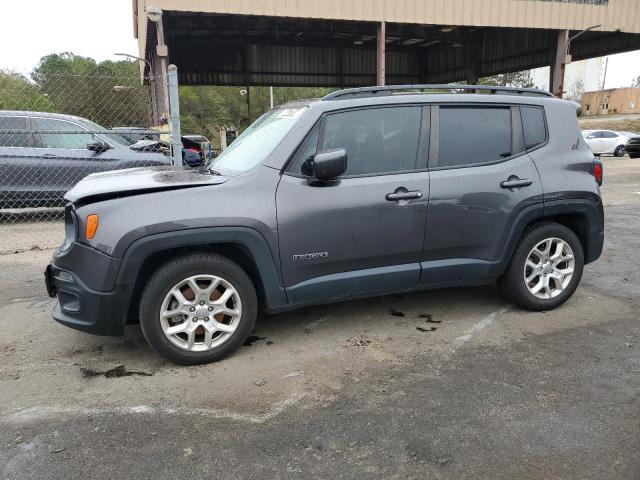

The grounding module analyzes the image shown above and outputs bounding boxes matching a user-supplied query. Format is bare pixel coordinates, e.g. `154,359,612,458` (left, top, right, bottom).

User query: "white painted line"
1,392,305,425
450,307,509,353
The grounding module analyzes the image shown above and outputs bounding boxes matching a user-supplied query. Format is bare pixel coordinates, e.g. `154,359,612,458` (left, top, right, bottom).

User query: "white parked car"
582,129,630,157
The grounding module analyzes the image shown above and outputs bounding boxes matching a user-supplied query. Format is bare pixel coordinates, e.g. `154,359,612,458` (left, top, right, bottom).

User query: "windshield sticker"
276,108,306,119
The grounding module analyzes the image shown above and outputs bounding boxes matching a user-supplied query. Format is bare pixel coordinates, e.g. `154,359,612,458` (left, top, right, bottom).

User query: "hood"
129,139,167,151
65,167,228,203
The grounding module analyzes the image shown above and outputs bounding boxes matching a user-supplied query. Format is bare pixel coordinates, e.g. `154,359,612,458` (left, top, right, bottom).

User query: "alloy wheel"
159,274,242,352
524,237,575,300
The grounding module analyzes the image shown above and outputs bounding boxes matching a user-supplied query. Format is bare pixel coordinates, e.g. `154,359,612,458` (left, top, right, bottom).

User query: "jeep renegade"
45,85,604,364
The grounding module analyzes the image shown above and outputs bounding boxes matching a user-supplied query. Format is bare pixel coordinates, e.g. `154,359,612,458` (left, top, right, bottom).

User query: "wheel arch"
116,227,288,327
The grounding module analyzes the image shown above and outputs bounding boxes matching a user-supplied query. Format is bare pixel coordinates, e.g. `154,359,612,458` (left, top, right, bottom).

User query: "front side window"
211,106,308,176
521,106,547,149
318,106,423,176
436,106,512,168
0,116,33,147
35,118,94,149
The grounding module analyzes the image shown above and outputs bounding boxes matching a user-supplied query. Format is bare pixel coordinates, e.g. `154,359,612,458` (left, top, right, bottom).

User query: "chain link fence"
0,67,185,253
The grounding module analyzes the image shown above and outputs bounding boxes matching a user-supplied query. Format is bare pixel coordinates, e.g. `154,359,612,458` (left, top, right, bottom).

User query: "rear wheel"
499,223,584,311
614,145,626,157
139,253,257,364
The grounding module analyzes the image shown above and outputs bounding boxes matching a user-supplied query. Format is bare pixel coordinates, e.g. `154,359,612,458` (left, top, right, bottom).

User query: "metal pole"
270,86,274,109
377,21,386,86
168,65,183,170
156,19,170,117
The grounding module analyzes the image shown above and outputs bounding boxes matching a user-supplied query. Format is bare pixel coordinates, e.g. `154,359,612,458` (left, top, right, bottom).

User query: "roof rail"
322,84,556,100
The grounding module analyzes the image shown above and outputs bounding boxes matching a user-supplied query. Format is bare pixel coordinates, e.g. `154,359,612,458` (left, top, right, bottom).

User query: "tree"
0,71,55,112
567,78,585,103
31,53,149,127
479,70,536,88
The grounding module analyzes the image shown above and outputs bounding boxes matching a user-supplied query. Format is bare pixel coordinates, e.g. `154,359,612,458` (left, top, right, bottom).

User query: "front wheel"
629,153,639,159
614,145,626,157
139,253,257,364
499,223,584,311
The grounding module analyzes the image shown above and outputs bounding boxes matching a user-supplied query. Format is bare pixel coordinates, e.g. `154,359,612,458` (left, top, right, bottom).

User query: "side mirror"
311,148,347,180
87,140,110,153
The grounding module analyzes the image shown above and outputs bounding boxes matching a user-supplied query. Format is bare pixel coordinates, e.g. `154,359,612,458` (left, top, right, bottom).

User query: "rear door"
0,115,41,207
276,105,430,304
421,104,544,284
33,117,110,199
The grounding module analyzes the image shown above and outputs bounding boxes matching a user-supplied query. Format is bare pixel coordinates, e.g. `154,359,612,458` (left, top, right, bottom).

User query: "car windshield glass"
81,119,135,146
210,106,308,176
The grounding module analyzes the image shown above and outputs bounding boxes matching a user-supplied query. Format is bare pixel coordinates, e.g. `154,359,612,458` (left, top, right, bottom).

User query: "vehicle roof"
0,110,93,124
288,92,575,115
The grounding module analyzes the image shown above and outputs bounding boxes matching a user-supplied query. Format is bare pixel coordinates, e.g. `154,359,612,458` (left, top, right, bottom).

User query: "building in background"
581,87,640,116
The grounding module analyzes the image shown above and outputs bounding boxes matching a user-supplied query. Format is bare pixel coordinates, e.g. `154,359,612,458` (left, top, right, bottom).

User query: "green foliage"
479,70,536,89
0,71,55,112
178,85,335,137
31,53,150,127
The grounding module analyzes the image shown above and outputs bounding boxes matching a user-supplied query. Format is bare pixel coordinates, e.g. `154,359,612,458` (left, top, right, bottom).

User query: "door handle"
42,154,58,159
385,190,423,201
500,177,532,189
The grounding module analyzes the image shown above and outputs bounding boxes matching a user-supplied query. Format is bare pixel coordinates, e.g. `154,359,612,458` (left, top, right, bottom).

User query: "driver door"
276,105,430,304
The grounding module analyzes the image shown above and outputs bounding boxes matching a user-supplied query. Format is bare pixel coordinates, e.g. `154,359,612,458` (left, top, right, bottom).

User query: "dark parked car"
624,133,640,159
46,85,604,365
0,111,170,208
112,128,212,167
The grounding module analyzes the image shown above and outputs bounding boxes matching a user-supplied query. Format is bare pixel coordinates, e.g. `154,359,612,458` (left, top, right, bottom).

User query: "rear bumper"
47,242,128,336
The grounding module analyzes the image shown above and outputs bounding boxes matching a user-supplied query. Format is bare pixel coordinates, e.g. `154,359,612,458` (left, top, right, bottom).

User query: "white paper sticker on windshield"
276,107,306,119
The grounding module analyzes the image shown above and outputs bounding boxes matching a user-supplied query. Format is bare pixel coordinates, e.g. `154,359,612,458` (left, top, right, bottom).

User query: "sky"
0,0,638,89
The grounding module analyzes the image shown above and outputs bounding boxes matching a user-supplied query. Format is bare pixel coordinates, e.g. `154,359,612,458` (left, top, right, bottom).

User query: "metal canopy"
149,12,640,88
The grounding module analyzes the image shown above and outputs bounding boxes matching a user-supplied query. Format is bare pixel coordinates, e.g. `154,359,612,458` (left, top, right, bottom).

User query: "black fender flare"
115,227,288,324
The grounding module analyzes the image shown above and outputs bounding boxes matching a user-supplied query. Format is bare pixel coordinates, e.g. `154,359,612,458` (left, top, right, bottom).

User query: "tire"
629,153,639,159
613,145,626,157
499,222,584,311
139,253,257,365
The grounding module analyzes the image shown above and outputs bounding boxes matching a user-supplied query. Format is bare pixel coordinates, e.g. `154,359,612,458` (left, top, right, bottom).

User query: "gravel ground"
1,157,639,479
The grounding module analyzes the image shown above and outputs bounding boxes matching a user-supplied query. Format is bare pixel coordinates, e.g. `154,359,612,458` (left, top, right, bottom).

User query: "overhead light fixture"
441,26,454,33
146,5,163,23
452,43,463,48
353,39,364,45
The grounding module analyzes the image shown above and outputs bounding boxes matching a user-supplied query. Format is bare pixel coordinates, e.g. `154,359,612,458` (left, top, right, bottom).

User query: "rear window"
521,107,547,149
0,116,33,147
436,106,512,168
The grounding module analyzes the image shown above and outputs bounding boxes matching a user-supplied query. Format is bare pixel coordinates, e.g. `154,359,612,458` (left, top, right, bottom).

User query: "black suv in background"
0,111,169,208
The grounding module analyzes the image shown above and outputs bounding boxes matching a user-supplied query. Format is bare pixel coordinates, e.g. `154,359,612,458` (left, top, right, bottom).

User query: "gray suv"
0,111,169,208
45,85,604,365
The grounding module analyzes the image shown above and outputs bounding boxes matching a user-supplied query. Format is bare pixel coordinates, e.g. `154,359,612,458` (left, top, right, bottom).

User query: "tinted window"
521,107,547,149
437,107,512,168
601,131,617,138
319,106,423,176
35,118,94,149
0,116,33,147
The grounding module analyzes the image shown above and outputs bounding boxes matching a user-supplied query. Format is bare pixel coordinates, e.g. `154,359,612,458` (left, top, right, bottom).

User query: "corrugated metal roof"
134,0,640,87
136,0,640,37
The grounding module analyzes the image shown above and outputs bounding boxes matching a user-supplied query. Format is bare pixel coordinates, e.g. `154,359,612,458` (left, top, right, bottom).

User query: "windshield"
81,119,135,146
210,106,308,176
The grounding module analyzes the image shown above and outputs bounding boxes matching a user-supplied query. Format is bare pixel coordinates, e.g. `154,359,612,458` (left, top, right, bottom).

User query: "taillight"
187,147,201,153
593,160,603,186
